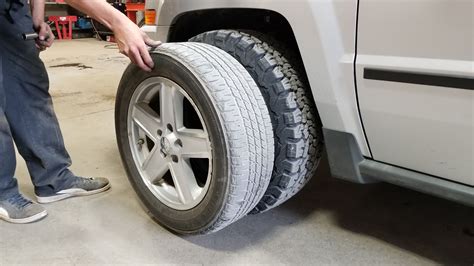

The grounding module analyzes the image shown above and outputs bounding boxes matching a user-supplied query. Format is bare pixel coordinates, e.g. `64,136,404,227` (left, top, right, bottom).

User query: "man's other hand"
35,22,55,51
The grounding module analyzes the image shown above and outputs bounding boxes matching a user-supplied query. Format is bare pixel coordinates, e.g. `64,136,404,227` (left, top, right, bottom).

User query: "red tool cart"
48,15,77,40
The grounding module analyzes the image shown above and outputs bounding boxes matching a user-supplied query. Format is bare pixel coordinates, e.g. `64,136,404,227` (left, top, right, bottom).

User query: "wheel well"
168,9,292,41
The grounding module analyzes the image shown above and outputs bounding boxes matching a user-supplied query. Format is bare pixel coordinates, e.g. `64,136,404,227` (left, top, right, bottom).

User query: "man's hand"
30,0,52,51
113,17,161,72
34,21,55,51
64,0,162,72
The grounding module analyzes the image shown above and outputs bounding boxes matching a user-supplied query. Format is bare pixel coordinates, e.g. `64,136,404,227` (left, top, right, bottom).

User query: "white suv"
115,0,473,234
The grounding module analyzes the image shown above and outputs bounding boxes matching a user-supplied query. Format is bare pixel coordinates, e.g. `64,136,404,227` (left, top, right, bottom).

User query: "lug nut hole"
157,129,163,136
175,139,183,147
171,155,179,163
167,124,173,132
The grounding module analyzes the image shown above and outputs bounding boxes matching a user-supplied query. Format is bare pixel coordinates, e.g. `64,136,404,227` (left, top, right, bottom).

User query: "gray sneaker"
36,177,111,204
0,194,48,224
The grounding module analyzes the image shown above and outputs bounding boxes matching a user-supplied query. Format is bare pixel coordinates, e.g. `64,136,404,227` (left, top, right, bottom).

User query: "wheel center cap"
160,137,172,155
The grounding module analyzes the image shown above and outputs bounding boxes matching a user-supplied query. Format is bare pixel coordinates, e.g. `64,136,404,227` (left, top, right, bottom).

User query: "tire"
190,30,324,213
115,43,274,234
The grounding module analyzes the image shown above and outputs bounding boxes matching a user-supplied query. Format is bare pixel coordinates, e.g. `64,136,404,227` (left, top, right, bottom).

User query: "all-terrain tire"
191,30,324,213
116,43,274,234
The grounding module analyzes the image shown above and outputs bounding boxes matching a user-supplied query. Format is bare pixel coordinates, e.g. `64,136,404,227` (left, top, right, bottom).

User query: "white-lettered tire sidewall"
115,53,229,234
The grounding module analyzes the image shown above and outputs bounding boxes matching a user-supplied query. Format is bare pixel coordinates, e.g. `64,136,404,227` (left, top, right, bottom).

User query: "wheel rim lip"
127,76,212,210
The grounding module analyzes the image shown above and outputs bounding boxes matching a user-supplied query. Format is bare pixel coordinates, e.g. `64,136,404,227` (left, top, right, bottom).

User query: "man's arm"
30,0,54,50
30,0,45,26
65,0,161,71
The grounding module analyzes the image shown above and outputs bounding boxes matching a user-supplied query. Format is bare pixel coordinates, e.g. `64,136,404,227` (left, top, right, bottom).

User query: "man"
0,0,161,223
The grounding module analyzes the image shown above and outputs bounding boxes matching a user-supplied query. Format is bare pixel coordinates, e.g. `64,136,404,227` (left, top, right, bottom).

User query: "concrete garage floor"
0,39,473,265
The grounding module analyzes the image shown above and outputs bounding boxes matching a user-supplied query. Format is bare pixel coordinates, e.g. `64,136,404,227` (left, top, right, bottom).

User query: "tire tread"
155,42,274,232
191,30,324,213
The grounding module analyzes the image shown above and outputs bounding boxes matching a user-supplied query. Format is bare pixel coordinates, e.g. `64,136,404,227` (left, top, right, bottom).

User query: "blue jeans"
0,2,76,200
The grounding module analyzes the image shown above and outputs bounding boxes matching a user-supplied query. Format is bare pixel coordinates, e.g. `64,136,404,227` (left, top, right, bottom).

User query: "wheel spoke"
160,84,184,128
169,159,199,204
129,77,212,210
142,147,169,184
178,128,210,158
132,102,161,141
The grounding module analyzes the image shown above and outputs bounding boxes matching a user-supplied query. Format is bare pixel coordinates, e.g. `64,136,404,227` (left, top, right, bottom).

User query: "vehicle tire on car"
191,30,324,213
115,43,274,234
